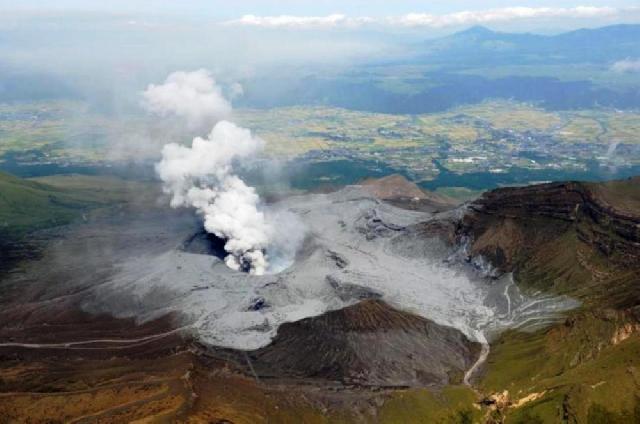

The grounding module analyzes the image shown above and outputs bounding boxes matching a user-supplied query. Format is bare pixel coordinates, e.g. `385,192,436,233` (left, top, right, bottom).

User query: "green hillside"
0,171,98,237
462,178,640,422
0,172,155,238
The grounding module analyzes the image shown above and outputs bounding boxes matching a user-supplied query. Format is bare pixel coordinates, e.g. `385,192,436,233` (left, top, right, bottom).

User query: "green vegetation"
473,178,640,423
0,172,153,238
434,187,484,202
378,386,481,424
3,100,640,191
0,171,96,237
457,101,562,132
0,100,145,163
458,63,640,90
588,176,640,215
236,101,640,157
235,101,640,186
481,322,640,423
0,101,70,156
0,100,110,161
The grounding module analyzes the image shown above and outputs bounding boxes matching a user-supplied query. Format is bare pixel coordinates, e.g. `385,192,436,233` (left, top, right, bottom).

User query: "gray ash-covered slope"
77,176,577,352
248,299,480,387
3,173,577,394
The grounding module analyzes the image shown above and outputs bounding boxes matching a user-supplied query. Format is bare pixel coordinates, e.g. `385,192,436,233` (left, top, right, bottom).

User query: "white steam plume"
156,121,272,274
142,69,232,131
145,70,279,275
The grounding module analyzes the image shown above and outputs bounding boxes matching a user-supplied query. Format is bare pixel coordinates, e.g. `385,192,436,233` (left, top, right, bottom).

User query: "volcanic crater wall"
243,300,481,388
456,178,640,308
460,180,640,270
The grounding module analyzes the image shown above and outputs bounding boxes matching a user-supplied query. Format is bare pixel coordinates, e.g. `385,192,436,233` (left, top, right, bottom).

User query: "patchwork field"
1,100,639,188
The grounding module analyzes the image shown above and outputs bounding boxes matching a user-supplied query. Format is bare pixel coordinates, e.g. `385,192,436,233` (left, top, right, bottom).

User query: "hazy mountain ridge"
422,24,640,65
238,24,640,113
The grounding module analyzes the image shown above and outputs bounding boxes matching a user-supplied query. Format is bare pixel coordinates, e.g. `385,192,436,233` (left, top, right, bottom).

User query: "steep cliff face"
458,177,640,308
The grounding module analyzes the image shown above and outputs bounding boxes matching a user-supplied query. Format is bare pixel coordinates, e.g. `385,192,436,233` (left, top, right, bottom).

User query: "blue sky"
1,1,639,113
2,0,639,80
3,1,640,20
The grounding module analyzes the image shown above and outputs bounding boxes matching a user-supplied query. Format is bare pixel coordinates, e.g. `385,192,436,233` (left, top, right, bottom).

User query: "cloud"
223,6,628,29
142,69,231,131
226,13,375,29
228,82,244,100
390,7,618,28
612,58,640,73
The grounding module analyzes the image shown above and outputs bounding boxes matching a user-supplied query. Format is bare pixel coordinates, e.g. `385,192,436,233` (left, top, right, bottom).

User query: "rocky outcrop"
459,179,640,272
456,177,640,308
361,174,430,200
361,174,457,212
246,300,480,388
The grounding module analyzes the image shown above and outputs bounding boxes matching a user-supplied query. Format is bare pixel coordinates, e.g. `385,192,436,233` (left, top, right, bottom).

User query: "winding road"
0,327,190,350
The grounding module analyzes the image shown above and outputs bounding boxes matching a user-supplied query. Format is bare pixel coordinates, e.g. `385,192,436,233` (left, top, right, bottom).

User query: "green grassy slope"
0,171,98,237
0,172,158,274
379,386,481,423
481,316,640,423
0,172,156,238
469,178,640,423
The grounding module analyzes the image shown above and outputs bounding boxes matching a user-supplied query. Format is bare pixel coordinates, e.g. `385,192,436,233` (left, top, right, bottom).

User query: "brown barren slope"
361,174,457,211
246,299,480,388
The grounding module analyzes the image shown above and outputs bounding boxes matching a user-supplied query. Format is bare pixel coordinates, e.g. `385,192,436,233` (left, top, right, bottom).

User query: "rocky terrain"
361,174,457,212
224,299,480,388
454,178,640,312
0,175,639,422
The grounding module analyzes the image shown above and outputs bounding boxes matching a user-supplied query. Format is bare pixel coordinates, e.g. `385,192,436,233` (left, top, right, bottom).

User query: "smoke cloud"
142,69,232,131
146,70,291,275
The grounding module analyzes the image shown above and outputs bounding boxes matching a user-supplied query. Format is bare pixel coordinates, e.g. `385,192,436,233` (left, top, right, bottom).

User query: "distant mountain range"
238,23,640,113
422,24,640,65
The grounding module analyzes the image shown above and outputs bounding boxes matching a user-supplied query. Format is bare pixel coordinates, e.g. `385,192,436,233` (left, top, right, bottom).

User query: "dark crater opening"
180,230,265,273
181,230,228,259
